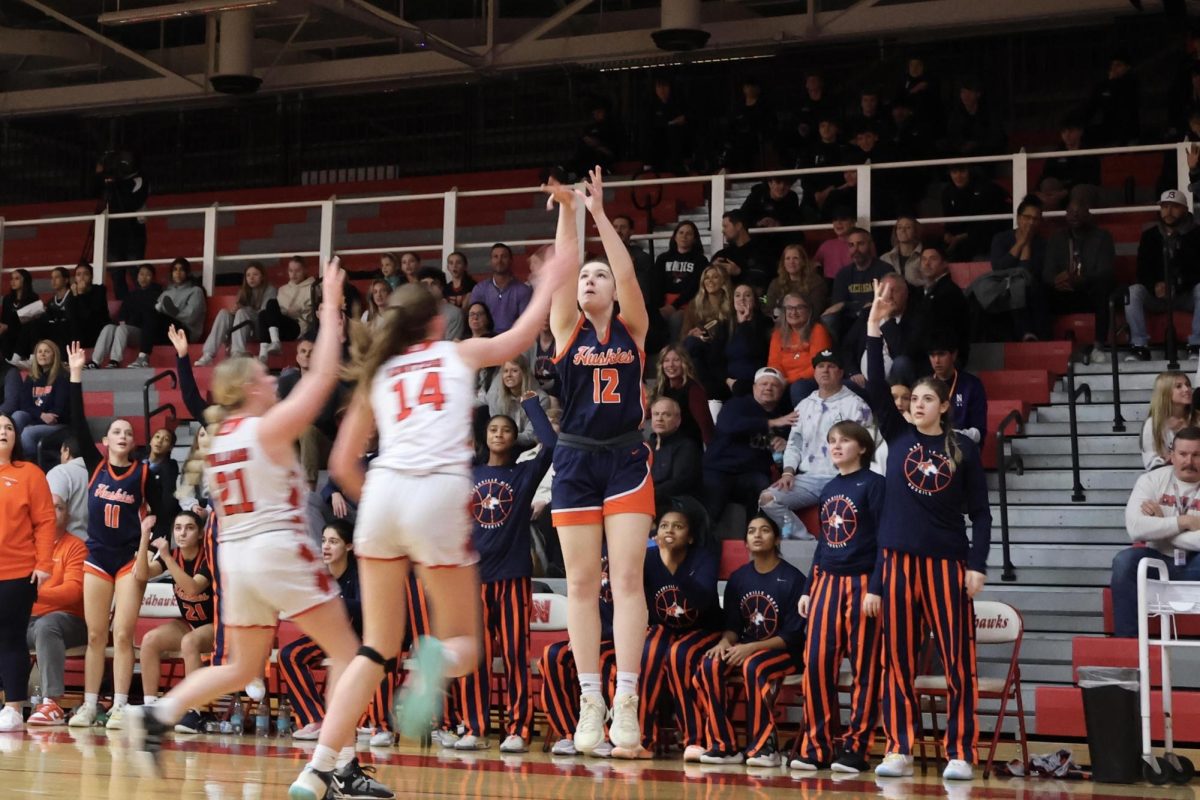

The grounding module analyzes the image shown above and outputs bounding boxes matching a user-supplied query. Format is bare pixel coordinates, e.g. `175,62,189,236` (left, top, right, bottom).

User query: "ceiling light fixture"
98,0,277,26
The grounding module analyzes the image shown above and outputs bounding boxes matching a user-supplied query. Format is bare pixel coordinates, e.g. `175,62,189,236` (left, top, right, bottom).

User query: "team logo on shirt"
654,584,697,629
470,478,515,529
740,591,780,639
820,495,859,548
902,444,953,496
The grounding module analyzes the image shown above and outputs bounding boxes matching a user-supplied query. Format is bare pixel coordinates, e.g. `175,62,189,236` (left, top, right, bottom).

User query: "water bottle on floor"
255,700,270,737
230,696,244,735
276,698,293,738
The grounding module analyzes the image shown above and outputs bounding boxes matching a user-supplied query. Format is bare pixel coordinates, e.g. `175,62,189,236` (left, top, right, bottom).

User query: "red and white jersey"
205,416,307,543
370,339,474,477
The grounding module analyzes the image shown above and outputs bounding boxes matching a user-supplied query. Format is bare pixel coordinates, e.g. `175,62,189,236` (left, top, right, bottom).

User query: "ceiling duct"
652,0,709,52
209,8,261,93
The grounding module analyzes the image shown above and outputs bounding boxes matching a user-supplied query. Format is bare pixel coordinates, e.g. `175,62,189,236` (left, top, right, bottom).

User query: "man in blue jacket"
927,334,989,445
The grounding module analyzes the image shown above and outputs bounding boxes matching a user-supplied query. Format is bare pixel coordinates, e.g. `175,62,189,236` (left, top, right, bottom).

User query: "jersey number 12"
394,372,446,421
592,367,622,404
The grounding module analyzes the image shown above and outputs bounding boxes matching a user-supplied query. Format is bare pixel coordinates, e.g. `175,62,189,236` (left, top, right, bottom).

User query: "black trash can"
1078,666,1142,783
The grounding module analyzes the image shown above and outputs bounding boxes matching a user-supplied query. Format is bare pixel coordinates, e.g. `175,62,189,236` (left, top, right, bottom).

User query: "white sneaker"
683,744,705,763
499,735,527,753
105,705,126,730
356,726,374,740
368,730,395,747
1089,348,1109,364
746,749,782,768
551,738,578,756
592,740,614,758
432,729,460,748
608,694,640,750
292,721,322,741
68,704,97,728
194,354,214,367
573,695,607,753
127,355,149,369
943,759,974,781
789,757,821,771
453,734,489,750
0,706,24,731
875,753,914,778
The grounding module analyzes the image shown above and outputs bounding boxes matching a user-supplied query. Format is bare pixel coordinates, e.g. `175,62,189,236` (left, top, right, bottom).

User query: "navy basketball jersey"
87,460,150,551
164,547,214,627
554,314,645,439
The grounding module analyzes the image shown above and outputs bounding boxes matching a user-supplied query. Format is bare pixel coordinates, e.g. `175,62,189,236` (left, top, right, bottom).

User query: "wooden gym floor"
0,730,1194,800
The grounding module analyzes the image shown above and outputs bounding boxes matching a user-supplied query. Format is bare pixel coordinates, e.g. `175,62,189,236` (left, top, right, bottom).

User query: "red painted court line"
21,731,1155,800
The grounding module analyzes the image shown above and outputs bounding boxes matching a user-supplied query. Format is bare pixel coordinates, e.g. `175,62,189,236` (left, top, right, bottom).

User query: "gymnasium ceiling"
0,0,1145,117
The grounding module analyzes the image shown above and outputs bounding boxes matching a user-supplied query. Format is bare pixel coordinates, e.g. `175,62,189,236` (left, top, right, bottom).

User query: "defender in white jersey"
290,246,576,800
127,261,380,798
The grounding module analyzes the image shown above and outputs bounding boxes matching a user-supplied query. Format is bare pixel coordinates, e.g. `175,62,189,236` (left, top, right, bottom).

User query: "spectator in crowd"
146,427,180,540
712,210,773,293
196,262,276,365
612,214,668,354
1111,426,1200,637
1,269,37,360
1125,190,1200,361
524,317,558,398
95,150,149,301
1141,372,1199,471
398,253,421,285
445,251,475,309
360,280,392,331
824,228,894,338
0,350,22,417
150,258,207,362
378,253,404,291
278,338,346,489
466,303,497,406
850,89,890,139
69,263,110,350
1085,52,1140,146
740,177,804,259
17,267,73,361
801,114,850,215
725,282,773,396
681,265,734,399
898,56,943,135
813,209,856,279
574,97,621,176
766,243,828,318
986,195,1048,341
942,165,1008,261
794,72,837,150
0,410,55,732
484,355,554,449
759,350,874,538
656,220,708,339
768,291,834,404
24,492,87,727
889,95,935,163
842,272,919,386
1172,63,1200,140
723,77,777,172
1035,118,1101,211
89,264,162,369
652,345,715,447
46,437,88,541
469,243,532,335
821,171,860,223
12,340,69,459
927,333,988,444
416,267,466,341
257,256,316,361
909,242,971,362
701,367,796,524
1042,199,1117,361
648,396,702,512
881,216,924,286
646,76,692,174
942,76,1006,157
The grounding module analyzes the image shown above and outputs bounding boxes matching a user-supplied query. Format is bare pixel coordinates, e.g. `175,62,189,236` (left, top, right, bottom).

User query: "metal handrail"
1065,361,1092,503
1109,286,1129,433
142,370,178,441
995,409,1026,583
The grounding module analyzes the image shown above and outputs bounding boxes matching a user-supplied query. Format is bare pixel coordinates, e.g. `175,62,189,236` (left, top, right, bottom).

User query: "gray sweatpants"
26,612,88,699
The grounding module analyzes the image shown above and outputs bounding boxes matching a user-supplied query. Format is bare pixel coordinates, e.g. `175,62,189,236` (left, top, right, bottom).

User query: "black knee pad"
357,645,387,666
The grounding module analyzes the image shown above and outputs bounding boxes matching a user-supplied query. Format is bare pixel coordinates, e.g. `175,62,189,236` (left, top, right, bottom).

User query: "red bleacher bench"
978,369,1052,406
1035,685,1200,743
1003,341,1071,374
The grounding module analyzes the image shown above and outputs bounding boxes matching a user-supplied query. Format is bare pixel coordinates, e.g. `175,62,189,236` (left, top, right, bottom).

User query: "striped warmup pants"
455,577,533,739
667,629,723,749
640,627,720,750
279,635,396,730
539,638,616,740
799,570,882,764
693,648,797,757
880,550,979,763
203,516,226,667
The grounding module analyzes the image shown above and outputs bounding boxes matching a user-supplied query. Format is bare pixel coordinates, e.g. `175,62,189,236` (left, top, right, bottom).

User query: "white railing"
0,142,1191,293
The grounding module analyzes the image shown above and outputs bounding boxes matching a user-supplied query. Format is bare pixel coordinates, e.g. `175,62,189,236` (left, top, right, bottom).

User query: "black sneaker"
85,361,99,370
174,708,203,734
831,750,871,774
288,766,333,800
126,705,169,777
1189,344,1200,358
1125,346,1152,362
698,747,745,765
333,759,395,799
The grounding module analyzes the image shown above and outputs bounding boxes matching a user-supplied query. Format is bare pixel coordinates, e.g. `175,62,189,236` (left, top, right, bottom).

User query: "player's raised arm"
576,167,648,347
328,393,375,504
545,180,582,343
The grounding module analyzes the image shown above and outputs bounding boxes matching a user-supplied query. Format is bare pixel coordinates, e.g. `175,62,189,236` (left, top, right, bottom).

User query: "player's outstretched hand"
167,325,189,358
542,177,575,211
322,256,345,303
66,341,87,380
573,166,606,216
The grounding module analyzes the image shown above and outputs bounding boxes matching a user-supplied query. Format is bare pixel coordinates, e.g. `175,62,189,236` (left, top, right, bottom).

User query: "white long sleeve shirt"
782,386,874,476
1124,467,1200,556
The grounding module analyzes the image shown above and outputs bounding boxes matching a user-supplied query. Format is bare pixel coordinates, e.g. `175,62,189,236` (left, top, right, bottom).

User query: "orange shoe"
28,700,67,726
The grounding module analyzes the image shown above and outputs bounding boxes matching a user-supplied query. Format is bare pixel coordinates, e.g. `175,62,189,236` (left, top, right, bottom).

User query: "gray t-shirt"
46,457,89,541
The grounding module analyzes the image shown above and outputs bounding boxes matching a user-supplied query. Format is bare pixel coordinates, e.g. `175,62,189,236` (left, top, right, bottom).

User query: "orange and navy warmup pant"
667,630,723,749
799,570,882,764
455,578,533,740
279,635,396,731
880,550,979,762
692,648,797,757
404,573,432,648
539,638,616,740
204,516,226,666
639,626,720,750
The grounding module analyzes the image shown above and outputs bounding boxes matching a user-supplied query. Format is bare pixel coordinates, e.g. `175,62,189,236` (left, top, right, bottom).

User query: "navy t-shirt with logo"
722,559,807,654
643,545,722,633
811,467,885,595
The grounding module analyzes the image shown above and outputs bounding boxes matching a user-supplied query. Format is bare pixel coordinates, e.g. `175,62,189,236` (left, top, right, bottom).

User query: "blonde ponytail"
175,358,258,502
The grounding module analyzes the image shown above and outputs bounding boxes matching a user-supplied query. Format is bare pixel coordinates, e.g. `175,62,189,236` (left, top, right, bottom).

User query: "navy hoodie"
644,545,722,633
722,558,807,654
809,468,886,595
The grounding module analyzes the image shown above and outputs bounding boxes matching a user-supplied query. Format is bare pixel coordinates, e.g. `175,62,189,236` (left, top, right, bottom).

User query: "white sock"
144,696,157,706
154,697,182,724
113,693,128,709
615,672,638,699
335,746,356,770
269,326,281,345
309,744,337,773
84,693,98,708
578,673,603,702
